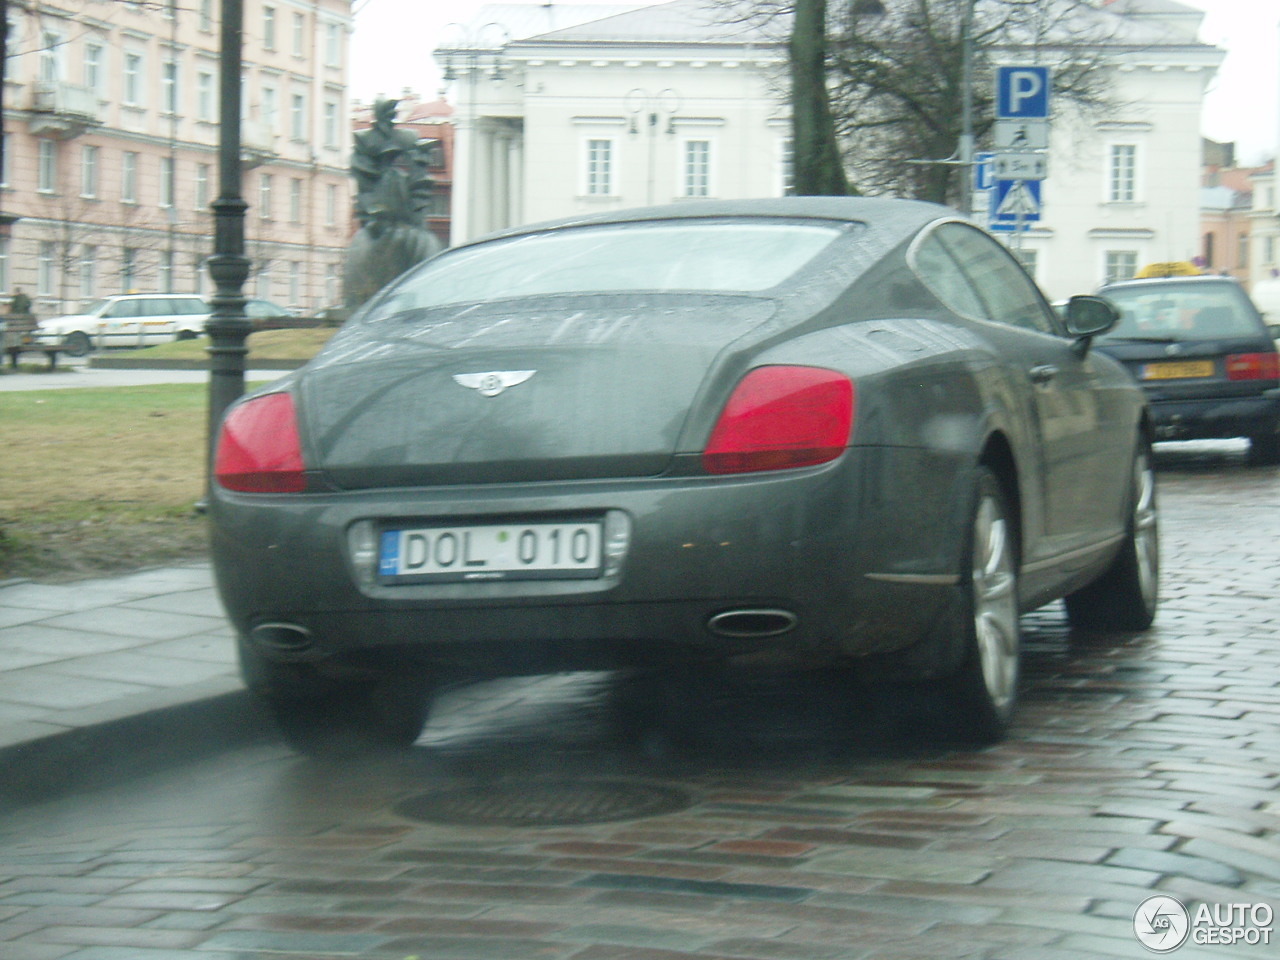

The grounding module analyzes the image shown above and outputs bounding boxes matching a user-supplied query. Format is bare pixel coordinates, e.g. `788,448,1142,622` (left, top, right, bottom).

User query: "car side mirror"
1064,295,1118,339
1268,322,1280,341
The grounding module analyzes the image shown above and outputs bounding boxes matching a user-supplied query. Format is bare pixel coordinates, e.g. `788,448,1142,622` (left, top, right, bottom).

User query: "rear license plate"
379,521,602,582
1141,360,1214,380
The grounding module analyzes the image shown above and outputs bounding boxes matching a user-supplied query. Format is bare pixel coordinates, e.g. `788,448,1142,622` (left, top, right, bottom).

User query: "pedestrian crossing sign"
989,179,1042,229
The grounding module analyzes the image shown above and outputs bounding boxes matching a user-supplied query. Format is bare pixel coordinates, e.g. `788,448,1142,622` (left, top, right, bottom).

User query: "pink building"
2,0,354,317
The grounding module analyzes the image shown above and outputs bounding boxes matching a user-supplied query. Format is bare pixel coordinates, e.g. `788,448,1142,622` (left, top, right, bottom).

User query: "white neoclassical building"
438,0,1223,300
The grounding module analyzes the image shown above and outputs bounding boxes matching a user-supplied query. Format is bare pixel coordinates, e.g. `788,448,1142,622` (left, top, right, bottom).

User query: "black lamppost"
206,0,251,460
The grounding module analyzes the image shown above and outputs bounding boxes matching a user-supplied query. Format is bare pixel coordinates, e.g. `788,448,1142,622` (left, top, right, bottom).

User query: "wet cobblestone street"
0,442,1277,959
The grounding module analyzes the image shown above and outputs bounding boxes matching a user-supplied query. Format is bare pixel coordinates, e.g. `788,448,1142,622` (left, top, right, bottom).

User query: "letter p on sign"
997,66,1050,119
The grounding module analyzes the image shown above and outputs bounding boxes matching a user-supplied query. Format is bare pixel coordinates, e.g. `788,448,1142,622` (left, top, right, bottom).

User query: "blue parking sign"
996,66,1051,119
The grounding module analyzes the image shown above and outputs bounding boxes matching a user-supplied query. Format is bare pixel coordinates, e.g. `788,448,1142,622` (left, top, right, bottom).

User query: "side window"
176,298,208,315
104,298,143,318
910,231,987,318
935,223,1058,335
143,299,176,318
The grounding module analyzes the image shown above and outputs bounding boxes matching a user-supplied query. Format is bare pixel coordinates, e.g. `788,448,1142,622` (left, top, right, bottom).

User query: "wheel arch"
978,430,1022,563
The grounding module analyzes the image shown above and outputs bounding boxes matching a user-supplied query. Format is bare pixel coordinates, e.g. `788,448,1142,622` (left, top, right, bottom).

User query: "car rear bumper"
1148,389,1280,441
211,447,973,677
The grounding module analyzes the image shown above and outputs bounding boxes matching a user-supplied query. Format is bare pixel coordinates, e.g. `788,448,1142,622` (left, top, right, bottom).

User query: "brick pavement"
0,442,1277,959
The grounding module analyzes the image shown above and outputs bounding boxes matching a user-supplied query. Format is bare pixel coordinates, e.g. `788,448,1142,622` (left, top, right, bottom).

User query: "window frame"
1107,143,1139,204
583,137,616,197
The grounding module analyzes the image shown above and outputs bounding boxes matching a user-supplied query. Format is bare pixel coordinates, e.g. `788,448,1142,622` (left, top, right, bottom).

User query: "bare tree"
719,0,1120,205
828,0,1117,205
790,0,854,195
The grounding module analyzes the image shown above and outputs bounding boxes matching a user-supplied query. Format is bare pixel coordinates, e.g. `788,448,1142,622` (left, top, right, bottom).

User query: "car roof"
1099,275,1243,292
454,197,958,251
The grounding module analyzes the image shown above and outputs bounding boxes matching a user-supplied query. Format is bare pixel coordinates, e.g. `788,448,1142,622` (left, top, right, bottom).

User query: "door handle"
1029,364,1058,384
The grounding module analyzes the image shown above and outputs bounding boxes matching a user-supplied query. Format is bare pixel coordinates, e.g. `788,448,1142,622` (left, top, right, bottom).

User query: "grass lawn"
113,326,337,362
0,328,336,581
0,383,221,581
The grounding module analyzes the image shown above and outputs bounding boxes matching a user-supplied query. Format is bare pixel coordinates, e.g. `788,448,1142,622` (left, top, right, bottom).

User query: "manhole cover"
395,778,691,827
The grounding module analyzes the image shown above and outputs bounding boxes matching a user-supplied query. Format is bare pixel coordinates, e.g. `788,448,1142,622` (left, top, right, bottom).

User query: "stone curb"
0,687,271,812
88,357,308,370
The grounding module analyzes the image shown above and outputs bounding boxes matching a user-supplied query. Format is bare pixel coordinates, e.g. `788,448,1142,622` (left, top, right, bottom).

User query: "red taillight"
214,392,307,493
703,366,855,475
1225,351,1280,381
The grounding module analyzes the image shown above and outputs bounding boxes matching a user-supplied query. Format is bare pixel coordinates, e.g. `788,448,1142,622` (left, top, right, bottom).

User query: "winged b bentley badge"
452,370,536,397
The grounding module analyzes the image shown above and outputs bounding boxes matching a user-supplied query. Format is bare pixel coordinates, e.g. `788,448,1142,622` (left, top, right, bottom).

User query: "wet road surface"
1,441,1277,959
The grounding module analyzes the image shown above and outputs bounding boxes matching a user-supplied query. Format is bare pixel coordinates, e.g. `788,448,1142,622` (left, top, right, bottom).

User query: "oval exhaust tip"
706,608,798,639
250,622,316,657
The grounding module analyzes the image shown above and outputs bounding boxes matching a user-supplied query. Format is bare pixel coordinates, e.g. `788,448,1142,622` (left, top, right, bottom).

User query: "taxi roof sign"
1134,262,1202,278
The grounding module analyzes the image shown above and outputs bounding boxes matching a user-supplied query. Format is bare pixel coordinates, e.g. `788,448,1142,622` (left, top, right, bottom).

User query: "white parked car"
35,295,297,356
35,294,211,356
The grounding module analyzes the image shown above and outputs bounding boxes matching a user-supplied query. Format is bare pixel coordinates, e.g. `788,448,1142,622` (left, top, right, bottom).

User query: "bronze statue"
344,99,444,310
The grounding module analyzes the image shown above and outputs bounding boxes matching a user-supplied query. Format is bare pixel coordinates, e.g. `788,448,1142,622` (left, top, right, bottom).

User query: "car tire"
932,467,1021,744
264,673,434,760
176,328,199,341
64,331,92,357
1064,439,1159,632
1247,432,1280,466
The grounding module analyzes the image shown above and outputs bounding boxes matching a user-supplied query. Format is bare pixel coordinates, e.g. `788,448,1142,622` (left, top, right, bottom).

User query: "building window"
292,12,305,57
1108,144,1136,203
289,178,303,223
1012,248,1038,280
325,23,342,67
682,140,711,198
256,263,272,298
121,247,137,292
0,238,9,293
79,246,97,300
1203,232,1215,269
778,137,795,196
1104,250,1138,284
0,133,9,187
160,156,175,208
84,43,104,94
163,0,177,19
290,93,306,140
198,71,215,121
325,183,338,227
122,151,138,203
159,250,174,292
261,86,278,132
1265,236,1276,266
124,53,143,106
195,163,210,211
263,6,277,51
585,139,613,196
39,31,64,82
289,261,301,303
162,58,180,114
1237,234,1248,270
38,140,57,193
200,0,214,32
325,265,339,306
38,243,57,296
81,145,99,198
259,174,273,221
323,100,339,148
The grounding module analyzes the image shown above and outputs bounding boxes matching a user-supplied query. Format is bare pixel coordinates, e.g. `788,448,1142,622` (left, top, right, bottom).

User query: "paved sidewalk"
0,563,265,808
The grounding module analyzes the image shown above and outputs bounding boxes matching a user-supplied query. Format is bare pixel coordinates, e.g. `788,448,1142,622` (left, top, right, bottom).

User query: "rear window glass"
369,219,848,314
1100,282,1263,340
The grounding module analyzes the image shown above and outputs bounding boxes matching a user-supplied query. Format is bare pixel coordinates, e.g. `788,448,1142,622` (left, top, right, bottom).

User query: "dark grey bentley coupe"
211,197,1158,756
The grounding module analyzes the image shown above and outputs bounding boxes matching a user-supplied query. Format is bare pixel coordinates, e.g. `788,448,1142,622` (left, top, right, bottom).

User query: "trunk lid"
300,294,778,488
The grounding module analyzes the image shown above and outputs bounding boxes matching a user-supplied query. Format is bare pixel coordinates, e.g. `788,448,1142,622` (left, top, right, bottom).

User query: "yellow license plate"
1142,360,1214,380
